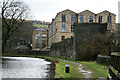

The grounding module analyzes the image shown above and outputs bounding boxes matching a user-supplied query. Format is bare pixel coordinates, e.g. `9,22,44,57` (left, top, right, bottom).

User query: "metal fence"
108,53,120,80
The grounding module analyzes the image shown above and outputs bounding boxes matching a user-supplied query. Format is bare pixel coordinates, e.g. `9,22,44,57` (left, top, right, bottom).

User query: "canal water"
2,57,53,78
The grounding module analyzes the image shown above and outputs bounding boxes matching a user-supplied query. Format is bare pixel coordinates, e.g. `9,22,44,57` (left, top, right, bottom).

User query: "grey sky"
25,0,120,22
118,1,120,23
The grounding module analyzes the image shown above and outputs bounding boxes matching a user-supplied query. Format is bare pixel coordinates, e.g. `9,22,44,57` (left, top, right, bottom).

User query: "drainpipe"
73,25,76,60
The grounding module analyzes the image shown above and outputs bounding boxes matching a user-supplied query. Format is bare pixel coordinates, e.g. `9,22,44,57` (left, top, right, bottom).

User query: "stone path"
58,59,92,78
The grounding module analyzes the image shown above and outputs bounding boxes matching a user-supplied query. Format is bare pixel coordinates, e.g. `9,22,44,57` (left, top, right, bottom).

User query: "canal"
2,57,53,78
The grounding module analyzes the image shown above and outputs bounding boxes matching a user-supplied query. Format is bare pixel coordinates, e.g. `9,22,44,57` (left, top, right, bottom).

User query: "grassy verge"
54,58,108,78
78,61,108,78
55,61,84,78
33,24,48,29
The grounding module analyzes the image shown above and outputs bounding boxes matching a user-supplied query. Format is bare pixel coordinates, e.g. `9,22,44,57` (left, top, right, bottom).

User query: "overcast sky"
25,0,120,22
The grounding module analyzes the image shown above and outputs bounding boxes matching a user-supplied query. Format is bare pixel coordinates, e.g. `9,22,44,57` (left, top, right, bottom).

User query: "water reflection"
2,57,51,78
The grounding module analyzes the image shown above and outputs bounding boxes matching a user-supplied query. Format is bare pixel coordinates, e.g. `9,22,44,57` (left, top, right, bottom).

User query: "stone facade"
96,10,116,32
48,9,77,48
48,9,116,48
78,10,116,32
78,10,96,23
32,28,48,50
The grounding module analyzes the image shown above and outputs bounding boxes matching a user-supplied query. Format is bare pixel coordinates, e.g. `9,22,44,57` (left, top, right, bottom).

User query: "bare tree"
2,0,30,53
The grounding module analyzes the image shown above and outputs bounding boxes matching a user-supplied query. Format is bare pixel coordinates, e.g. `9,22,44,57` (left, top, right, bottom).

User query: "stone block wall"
50,38,75,60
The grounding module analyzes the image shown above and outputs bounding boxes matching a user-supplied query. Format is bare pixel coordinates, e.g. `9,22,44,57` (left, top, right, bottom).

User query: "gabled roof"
78,10,95,14
49,9,77,26
58,9,77,14
97,10,116,16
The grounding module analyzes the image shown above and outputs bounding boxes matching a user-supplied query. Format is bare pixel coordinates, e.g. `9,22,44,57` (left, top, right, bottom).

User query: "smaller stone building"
32,27,48,51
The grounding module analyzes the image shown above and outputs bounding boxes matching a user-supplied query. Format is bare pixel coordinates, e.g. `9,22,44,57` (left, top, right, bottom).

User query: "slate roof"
35,27,47,31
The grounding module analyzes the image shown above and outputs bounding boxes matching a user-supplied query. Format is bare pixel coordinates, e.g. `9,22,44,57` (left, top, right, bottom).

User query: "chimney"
52,18,55,22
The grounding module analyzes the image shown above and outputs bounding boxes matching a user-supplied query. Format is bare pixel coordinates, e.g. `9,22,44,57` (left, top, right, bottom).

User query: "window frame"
61,36,65,41
71,15,76,22
89,16,93,22
80,15,84,22
98,16,102,23
107,16,112,23
62,14,66,22
61,24,65,32
71,25,74,32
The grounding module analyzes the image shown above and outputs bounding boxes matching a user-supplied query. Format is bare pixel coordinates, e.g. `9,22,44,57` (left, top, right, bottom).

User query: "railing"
108,52,120,80
96,55,110,66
